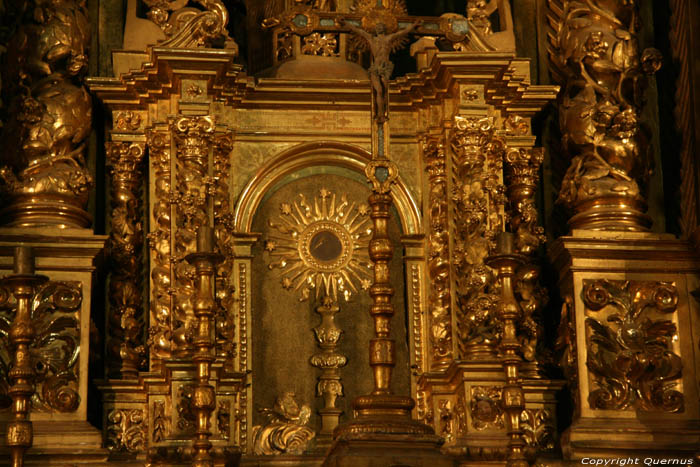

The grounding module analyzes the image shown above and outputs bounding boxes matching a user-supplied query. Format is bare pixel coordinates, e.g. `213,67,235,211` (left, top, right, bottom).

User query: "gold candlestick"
186,227,223,467
486,232,529,467
4,247,48,467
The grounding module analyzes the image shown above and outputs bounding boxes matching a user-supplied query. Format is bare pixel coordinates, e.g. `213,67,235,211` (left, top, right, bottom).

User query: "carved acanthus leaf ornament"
143,0,237,49
107,142,146,378
251,392,315,455
583,280,684,413
0,281,83,414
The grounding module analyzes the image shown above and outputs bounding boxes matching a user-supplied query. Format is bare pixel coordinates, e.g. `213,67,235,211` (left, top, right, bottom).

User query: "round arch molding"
233,141,422,235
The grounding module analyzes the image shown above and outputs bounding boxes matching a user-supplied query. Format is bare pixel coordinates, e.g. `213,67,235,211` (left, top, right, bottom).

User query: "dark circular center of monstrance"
309,230,343,262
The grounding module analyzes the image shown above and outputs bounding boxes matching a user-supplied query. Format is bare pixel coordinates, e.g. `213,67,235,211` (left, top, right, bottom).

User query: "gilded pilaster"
106,141,147,379
450,113,505,360
422,136,453,369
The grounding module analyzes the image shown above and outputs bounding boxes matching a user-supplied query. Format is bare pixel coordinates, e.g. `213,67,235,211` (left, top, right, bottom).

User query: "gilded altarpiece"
84,1,568,465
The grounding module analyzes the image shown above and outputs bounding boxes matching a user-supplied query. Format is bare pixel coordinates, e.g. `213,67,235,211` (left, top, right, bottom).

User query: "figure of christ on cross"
339,17,421,123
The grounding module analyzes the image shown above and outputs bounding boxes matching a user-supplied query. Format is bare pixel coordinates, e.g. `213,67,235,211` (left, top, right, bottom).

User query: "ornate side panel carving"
147,119,237,365
107,141,147,378
0,281,83,414
450,115,506,359
106,408,146,452
582,280,683,413
520,408,556,454
423,136,453,367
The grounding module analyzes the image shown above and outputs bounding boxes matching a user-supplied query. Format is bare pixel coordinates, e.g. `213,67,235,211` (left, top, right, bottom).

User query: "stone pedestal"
549,231,700,459
0,228,108,464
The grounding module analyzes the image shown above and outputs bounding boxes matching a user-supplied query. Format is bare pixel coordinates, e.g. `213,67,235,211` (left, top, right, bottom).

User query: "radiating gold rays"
264,188,373,302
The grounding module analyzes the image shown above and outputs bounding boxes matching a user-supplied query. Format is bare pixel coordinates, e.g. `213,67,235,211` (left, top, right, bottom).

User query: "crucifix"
340,17,420,124
335,3,422,418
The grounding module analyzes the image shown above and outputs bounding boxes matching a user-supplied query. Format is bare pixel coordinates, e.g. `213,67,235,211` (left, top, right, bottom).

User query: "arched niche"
233,141,419,443
233,141,422,236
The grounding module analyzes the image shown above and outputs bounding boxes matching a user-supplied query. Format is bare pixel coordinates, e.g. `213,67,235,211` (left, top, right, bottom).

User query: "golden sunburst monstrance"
264,188,373,303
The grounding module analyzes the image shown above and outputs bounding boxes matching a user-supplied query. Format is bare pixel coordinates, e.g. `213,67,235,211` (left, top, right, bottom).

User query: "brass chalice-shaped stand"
185,227,223,467
486,233,529,467
3,247,48,467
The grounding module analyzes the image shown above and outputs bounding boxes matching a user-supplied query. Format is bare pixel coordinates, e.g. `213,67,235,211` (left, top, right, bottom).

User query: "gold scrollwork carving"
0,281,83,413
423,137,453,366
114,111,143,132
505,147,551,368
177,383,196,433
451,115,505,359
301,33,339,56
106,408,146,452
144,0,237,49
583,280,684,413
438,399,455,443
520,408,556,453
251,392,315,455
107,141,146,378
217,400,230,440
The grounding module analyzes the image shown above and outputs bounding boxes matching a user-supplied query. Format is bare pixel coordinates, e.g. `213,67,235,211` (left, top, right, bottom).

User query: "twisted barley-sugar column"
5,247,48,467
186,227,223,467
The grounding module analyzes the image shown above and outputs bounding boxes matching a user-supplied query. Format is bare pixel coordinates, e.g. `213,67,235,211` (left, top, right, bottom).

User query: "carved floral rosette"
0,281,83,414
450,115,506,359
582,279,684,413
547,0,663,230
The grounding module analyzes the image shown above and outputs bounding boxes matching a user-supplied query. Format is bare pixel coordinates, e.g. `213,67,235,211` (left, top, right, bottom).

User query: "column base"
0,421,108,466
324,394,452,467
562,419,700,459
